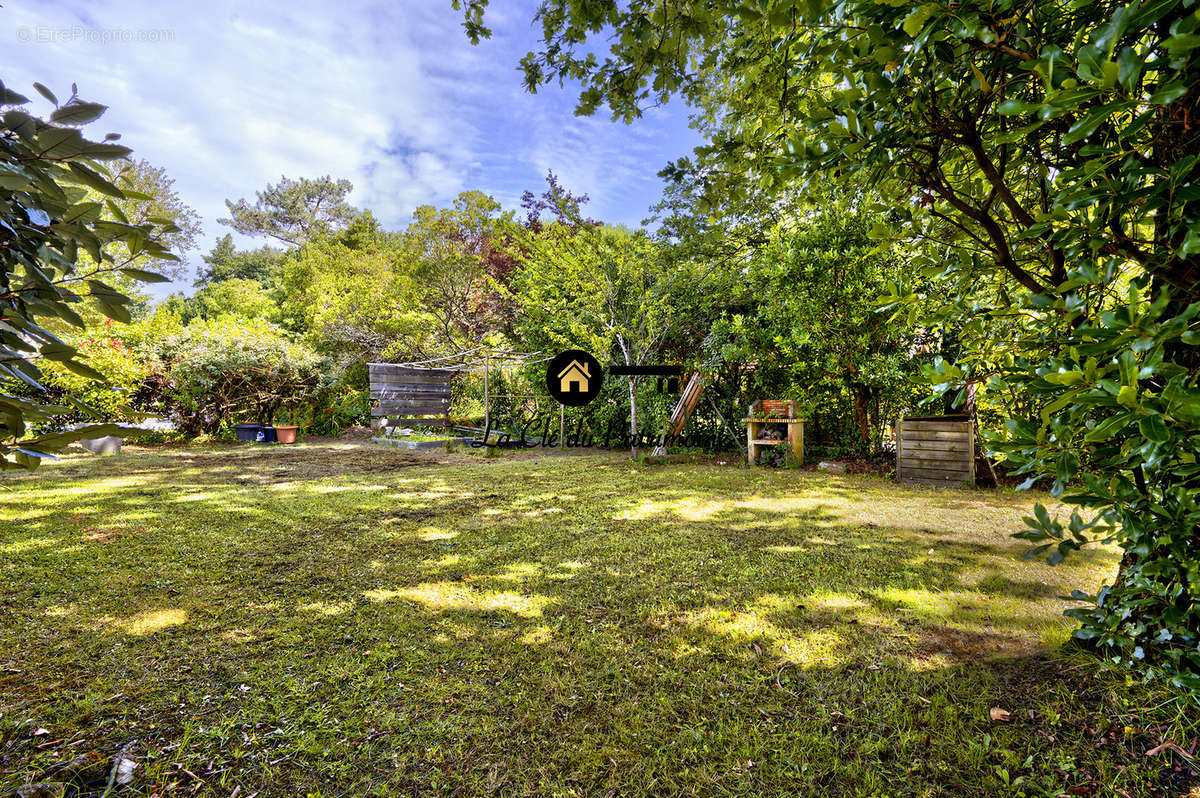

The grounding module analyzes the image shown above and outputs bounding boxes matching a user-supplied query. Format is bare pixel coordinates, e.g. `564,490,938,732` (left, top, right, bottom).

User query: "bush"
36,334,150,423
142,317,321,436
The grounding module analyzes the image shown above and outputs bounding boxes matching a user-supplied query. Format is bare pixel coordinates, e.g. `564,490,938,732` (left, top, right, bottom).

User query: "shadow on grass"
2,445,1191,797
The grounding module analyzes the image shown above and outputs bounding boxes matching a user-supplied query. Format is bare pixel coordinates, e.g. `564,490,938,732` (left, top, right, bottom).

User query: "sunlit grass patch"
0,443,1193,797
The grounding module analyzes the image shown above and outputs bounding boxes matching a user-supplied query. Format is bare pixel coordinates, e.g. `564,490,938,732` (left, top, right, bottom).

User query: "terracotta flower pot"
274,425,298,444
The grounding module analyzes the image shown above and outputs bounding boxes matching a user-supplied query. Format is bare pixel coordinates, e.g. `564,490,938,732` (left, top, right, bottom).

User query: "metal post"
483,352,490,432
560,404,566,449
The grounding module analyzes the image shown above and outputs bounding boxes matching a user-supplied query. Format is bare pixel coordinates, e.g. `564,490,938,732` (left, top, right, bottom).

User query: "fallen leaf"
1145,740,1195,760
32,727,50,736
989,707,1011,722
751,643,762,657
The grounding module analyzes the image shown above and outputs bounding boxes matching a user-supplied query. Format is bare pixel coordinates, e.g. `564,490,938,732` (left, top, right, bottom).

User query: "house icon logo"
557,359,591,393
546,349,603,407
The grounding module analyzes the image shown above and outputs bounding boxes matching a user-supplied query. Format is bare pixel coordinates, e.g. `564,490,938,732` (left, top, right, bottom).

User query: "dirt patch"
913,624,1043,663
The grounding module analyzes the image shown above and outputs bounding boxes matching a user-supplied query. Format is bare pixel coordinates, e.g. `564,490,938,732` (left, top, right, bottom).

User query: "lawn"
1,443,1196,797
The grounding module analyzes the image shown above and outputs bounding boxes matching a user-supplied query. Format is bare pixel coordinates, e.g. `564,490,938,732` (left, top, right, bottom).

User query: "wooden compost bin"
896,415,974,487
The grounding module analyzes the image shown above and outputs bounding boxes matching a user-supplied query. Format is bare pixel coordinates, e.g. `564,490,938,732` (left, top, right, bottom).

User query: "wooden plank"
968,420,976,485
372,410,450,418
368,364,454,375
902,465,973,479
902,476,971,487
901,455,972,469
901,458,972,472
375,394,452,404
900,421,973,433
379,417,449,427
375,403,451,414
373,400,451,411
369,375,452,388
370,387,452,397
902,468,971,480
901,430,971,442
902,439,971,453
901,447,972,461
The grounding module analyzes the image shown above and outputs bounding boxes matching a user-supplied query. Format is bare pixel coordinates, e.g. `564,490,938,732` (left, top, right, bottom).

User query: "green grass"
1,443,1196,797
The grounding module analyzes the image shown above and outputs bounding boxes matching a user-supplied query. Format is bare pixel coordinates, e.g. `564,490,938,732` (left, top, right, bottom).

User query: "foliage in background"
455,0,1200,688
511,219,712,457
140,317,321,435
698,190,925,457
1,79,178,469
194,233,284,288
220,175,358,247
37,333,149,423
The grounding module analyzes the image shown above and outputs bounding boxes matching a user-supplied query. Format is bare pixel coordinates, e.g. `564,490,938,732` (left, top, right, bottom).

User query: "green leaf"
31,82,58,105
49,102,107,126
901,4,935,37
1117,384,1139,407
57,359,107,381
1138,414,1169,443
66,162,127,199
1044,370,1084,385
119,267,170,284
33,126,87,158
38,342,78,361
62,201,102,224
1084,415,1129,442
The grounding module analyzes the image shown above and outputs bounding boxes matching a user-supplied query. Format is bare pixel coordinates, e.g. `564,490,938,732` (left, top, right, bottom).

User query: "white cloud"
6,0,703,294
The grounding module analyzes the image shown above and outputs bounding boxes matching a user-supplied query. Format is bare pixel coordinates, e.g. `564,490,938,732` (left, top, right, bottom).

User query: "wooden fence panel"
367,363,454,423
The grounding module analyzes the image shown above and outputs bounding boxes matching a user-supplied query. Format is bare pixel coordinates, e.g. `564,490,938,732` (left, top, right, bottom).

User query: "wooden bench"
743,400,805,465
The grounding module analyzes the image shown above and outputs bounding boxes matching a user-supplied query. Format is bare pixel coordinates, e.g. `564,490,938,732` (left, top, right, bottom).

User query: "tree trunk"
628,375,638,460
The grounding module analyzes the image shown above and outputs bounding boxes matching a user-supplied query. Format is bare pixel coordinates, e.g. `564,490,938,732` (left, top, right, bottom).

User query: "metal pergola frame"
380,348,554,433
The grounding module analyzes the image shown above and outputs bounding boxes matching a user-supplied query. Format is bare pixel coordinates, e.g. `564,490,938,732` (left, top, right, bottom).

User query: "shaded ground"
1,442,1196,796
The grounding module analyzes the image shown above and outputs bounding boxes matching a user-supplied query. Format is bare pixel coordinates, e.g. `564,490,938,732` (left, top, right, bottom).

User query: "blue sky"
6,1,703,293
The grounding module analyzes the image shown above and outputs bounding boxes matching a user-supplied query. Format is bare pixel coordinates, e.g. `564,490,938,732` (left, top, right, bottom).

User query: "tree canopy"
456,0,1200,687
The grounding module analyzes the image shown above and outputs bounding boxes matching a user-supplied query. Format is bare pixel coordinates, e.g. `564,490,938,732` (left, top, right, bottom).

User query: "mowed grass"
1,443,1196,797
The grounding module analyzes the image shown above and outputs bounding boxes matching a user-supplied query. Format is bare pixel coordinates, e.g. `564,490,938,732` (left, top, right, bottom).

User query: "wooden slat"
372,411,450,419
370,387,451,397
900,420,973,433
902,464,973,479
369,364,454,376
369,375,453,388
903,476,971,487
379,417,449,427
373,400,450,411
374,401,450,412
902,453,972,468
901,430,971,442
902,439,971,453
902,448,969,460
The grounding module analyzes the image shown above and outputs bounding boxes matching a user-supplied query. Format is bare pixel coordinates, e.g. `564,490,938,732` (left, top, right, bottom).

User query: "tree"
220,175,357,247
195,234,284,287
1,80,177,469
108,159,202,279
405,191,517,356
511,221,706,458
457,1,1200,686
707,191,923,455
